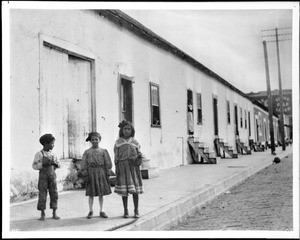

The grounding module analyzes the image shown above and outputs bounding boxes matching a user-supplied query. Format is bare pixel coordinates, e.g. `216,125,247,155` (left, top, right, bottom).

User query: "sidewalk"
10,145,293,231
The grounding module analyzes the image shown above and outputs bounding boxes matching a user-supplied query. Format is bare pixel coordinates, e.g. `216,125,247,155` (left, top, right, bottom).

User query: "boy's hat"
39,134,55,145
86,132,101,142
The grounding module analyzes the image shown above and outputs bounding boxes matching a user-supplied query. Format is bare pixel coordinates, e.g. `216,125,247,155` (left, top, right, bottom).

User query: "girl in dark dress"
81,132,112,219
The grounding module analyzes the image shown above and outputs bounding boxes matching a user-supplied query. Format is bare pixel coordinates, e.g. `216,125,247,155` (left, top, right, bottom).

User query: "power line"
262,33,292,38
265,39,292,43
261,27,292,32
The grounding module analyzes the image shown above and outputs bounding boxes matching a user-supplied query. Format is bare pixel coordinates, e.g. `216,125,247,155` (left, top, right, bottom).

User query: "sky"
123,8,295,94
3,2,297,95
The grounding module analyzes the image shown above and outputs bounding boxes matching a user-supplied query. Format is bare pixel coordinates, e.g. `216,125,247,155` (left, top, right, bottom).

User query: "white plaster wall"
10,9,188,173
10,9,257,177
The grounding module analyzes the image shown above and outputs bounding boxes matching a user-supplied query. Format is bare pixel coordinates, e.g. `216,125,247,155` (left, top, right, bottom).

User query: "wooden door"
187,90,194,135
120,78,133,123
213,98,218,136
41,46,92,159
41,46,66,158
67,55,92,158
234,105,239,136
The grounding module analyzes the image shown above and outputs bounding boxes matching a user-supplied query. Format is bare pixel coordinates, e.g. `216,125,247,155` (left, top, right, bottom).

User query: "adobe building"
10,9,281,189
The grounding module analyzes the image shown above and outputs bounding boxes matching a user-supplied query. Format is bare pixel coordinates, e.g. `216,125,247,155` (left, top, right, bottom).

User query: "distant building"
247,89,292,141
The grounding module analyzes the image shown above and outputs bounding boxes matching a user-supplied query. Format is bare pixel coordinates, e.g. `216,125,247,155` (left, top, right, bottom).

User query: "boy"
32,133,60,220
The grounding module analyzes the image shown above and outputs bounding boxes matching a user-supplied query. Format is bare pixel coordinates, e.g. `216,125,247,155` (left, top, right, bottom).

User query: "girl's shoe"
100,211,108,218
87,211,93,219
39,214,45,221
134,210,139,218
123,210,129,218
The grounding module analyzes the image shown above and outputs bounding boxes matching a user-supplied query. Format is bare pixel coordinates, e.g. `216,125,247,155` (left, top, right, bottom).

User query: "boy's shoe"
100,211,108,218
53,213,60,220
39,214,45,221
87,211,93,219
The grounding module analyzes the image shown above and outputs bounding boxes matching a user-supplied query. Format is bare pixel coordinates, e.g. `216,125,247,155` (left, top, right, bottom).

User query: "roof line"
95,10,267,104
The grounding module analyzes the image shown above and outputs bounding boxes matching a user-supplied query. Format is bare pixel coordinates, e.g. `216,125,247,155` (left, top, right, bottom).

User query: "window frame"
149,82,161,128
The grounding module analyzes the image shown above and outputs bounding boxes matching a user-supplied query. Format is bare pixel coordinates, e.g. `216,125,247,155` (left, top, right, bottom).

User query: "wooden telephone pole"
262,40,276,154
261,27,292,151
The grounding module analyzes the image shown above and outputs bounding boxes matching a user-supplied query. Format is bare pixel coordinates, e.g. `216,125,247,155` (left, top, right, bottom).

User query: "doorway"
234,105,239,136
256,119,260,142
213,97,218,136
120,78,133,123
187,89,194,135
41,45,93,159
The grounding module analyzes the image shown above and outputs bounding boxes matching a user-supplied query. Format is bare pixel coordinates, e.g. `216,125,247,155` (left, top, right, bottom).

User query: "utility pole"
275,28,286,151
262,40,276,154
261,27,291,151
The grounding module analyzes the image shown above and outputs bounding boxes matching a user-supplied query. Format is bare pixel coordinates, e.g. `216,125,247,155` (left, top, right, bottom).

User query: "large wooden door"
41,46,66,158
41,46,92,159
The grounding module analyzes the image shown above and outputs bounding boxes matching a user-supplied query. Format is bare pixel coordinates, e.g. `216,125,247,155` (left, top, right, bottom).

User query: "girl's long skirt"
86,166,111,197
114,159,144,196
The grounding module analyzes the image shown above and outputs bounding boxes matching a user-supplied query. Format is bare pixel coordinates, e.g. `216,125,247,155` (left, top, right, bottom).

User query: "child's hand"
51,160,59,168
84,175,89,184
134,156,142,166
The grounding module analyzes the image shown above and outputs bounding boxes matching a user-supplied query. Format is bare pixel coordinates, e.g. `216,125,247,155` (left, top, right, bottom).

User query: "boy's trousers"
37,166,58,210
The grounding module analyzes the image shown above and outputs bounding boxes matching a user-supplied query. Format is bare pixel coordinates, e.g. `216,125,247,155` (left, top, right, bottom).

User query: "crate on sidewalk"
141,167,159,179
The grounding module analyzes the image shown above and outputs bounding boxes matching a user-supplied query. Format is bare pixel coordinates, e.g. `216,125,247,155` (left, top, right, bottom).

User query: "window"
244,110,247,128
227,100,230,124
240,107,243,128
197,93,203,124
150,83,161,126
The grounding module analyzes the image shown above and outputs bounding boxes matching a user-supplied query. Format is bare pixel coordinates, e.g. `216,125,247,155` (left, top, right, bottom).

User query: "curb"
115,150,291,231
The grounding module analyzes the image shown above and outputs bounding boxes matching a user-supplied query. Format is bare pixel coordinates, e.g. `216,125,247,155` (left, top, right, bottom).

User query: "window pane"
152,105,160,125
151,85,159,106
197,93,202,107
198,109,202,124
